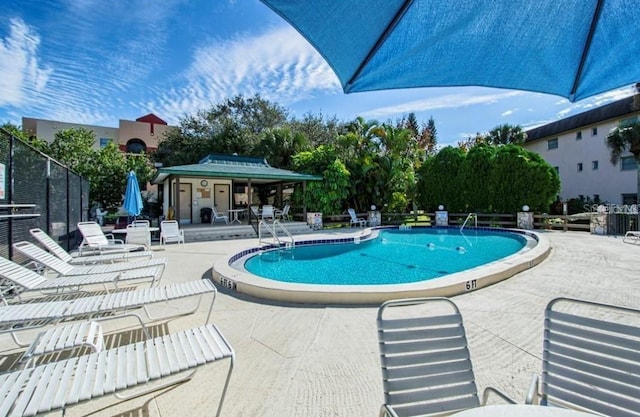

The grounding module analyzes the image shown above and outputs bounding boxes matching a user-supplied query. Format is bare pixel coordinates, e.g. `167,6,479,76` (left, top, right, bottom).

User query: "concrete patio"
2,230,638,417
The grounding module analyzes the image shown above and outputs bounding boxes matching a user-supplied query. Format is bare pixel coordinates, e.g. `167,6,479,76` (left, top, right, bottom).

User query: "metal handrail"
460,213,477,231
258,220,295,250
0,203,40,220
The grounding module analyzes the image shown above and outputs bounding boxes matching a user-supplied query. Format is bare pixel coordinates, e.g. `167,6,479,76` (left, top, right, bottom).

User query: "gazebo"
151,154,322,225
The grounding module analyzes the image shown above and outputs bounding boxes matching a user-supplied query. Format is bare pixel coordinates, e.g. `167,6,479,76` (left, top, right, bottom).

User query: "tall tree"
606,121,640,203
153,94,288,167
486,124,526,145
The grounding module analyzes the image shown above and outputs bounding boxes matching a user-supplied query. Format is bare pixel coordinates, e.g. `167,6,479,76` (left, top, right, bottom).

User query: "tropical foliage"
606,120,640,202
416,144,560,213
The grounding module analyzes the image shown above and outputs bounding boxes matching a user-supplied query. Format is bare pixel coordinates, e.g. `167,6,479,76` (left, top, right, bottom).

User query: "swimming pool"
244,229,527,285
212,227,551,304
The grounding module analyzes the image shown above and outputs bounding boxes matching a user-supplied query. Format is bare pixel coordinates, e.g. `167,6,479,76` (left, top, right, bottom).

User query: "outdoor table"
451,405,597,417
228,209,245,224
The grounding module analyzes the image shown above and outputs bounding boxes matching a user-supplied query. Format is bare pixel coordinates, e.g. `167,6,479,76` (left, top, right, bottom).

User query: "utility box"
307,212,323,230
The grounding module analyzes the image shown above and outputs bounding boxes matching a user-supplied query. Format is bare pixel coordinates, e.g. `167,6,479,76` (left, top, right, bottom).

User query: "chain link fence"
0,128,90,261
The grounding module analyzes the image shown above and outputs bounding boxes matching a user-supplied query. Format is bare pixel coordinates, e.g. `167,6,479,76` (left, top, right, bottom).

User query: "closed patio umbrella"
261,0,640,102
123,171,143,218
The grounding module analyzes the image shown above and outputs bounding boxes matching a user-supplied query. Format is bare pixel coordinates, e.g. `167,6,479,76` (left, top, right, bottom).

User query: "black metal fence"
0,128,90,261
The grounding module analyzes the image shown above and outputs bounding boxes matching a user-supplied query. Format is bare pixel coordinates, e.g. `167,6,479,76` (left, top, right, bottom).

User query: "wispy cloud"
145,26,341,123
359,90,524,118
0,18,52,108
556,86,635,118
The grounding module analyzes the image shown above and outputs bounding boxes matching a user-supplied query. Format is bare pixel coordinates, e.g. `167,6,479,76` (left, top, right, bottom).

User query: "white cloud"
146,26,341,123
501,109,515,117
0,18,52,107
359,90,524,118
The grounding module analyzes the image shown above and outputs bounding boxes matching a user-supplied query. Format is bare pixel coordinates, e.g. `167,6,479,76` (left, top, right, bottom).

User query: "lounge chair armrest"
379,404,400,417
525,373,539,405
482,386,516,405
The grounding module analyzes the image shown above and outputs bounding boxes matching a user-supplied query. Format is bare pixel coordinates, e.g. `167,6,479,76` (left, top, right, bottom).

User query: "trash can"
200,207,212,224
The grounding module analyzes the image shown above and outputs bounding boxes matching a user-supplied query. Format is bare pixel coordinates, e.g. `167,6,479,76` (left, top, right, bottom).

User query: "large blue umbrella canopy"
123,171,143,217
261,0,639,102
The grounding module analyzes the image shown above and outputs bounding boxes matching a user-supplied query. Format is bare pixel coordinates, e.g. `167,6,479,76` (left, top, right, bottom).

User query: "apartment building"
523,95,639,205
21,113,171,154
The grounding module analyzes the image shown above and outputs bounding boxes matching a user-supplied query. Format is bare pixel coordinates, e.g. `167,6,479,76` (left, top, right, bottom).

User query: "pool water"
243,229,527,285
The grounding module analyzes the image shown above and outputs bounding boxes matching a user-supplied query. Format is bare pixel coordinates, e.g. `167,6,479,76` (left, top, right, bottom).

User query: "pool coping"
211,226,551,304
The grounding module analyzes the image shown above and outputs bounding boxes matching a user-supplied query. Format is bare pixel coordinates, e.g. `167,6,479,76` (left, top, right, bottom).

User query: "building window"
621,156,637,171
591,127,598,136
576,131,582,140
99,138,112,147
592,160,598,170
577,162,583,172
622,193,638,205
126,138,147,154
547,138,558,150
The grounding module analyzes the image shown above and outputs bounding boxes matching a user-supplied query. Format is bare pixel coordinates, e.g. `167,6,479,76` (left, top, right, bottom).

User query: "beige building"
22,113,171,154
524,95,639,205
22,114,175,202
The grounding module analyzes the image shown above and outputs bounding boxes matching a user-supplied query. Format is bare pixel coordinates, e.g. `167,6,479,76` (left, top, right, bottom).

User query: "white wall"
524,119,637,204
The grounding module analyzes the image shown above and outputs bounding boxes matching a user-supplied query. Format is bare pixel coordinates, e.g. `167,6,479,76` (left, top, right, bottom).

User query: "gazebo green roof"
151,154,322,184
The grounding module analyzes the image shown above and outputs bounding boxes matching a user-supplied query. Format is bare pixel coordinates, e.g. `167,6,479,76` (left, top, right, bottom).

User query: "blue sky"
1,0,636,146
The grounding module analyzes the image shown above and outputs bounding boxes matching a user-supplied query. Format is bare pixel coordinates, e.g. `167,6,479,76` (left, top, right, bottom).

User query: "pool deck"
2,230,639,416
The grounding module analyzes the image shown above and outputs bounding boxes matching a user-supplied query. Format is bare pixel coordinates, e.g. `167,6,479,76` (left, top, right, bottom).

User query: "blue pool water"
243,228,528,285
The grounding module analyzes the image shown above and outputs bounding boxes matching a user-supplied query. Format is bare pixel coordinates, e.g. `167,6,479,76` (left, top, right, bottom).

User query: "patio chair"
275,204,291,221
0,255,164,296
0,323,234,417
261,205,275,221
29,228,153,265
13,241,166,277
377,297,514,417
77,221,145,255
211,206,229,224
125,224,152,249
526,297,640,416
160,220,185,245
348,208,366,227
0,280,217,347
623,230,640,244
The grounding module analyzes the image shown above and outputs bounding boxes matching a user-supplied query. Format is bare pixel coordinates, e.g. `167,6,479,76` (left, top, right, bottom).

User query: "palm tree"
606,121,640,203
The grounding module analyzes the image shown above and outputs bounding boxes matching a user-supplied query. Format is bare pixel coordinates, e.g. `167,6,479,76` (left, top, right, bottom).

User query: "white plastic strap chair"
30,228,153,265
377,297,514,417
77,221,145,255
0,280,217,347
0,255,164,297
160,220,185,245
0,324,234,417
13,241,166,277
526,297,640,416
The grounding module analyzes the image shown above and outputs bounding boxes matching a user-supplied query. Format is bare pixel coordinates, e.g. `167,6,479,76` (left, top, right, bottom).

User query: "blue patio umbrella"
123,171,143,217
261,0,640,102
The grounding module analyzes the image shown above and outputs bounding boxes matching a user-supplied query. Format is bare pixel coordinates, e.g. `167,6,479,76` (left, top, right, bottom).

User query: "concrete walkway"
5,230,639,417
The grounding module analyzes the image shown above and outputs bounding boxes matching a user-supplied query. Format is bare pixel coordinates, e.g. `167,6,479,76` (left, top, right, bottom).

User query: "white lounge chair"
211,207,229,224
13,241,166,277
0,324,234,417
526,297,640,416
348,208,366,227
77,221,145,255
30,228,153,265
377,297,514,417
160,220,185,245
124,224,151,250
0,280,217,347
0,255,164,295
623,230,640,244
